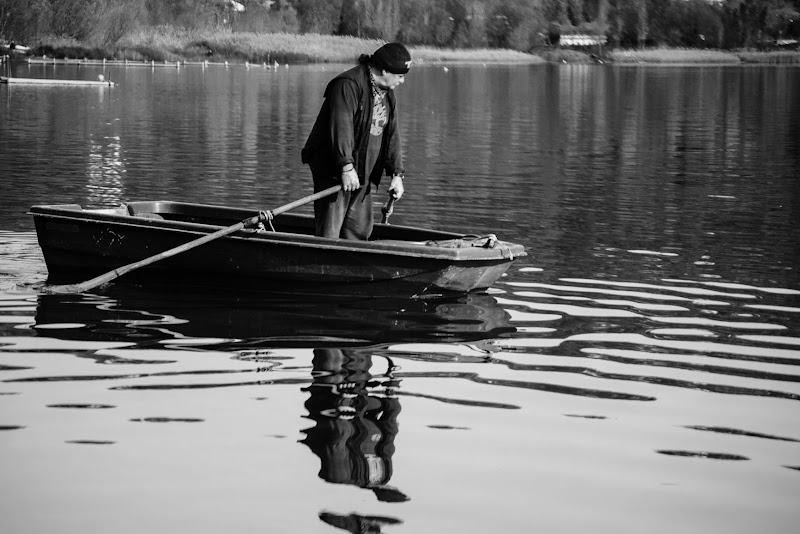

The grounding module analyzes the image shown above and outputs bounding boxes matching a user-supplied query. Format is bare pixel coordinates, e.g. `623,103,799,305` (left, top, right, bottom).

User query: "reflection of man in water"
319,511,402,534
301,348,408,503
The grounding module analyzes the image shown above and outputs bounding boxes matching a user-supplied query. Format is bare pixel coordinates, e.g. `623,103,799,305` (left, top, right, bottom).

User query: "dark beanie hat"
371,42,412,74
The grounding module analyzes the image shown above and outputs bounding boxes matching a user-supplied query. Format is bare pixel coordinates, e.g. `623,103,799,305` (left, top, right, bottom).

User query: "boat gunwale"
29,203,526,262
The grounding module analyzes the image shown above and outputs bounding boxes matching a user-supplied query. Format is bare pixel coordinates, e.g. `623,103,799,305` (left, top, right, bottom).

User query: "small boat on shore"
1,76,115,86
29,201,526,297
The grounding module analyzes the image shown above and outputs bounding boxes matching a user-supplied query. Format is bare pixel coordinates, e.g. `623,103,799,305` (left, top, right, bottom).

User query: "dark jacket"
301,63,404,188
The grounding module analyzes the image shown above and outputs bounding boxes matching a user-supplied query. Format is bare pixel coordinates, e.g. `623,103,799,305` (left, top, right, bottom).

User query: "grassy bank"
26,29,800,65
609,47,800,64
31,27,542,65
539,46,800,64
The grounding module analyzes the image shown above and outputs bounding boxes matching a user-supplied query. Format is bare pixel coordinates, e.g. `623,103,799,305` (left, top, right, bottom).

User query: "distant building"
560,34,607,47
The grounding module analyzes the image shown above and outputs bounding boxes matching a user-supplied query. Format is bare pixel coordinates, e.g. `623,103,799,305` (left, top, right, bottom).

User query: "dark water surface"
1,62,799,534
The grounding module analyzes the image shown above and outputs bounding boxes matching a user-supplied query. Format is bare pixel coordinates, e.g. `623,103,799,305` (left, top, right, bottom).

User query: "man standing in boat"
301,42,410,240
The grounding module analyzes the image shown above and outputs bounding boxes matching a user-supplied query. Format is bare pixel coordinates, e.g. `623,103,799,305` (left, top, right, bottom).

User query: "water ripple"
684,425,800,442
110,377,312,390
493,333,800,361
561,278,762,299
397,390,519,410
6,366,279,383
397,371,656,401
656,450,749,460
130,417,204,423
47,403,115,409
500,296,786,329
507,282,710,302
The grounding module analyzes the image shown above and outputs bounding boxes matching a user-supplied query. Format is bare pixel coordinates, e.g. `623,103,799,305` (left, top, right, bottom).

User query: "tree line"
2,0,798,51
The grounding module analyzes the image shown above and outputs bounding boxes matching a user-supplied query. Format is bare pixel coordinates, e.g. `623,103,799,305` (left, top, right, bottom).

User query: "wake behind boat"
29,200,525,297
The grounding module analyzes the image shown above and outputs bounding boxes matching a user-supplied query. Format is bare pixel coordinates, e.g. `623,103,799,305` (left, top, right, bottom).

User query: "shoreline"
4,28,798,66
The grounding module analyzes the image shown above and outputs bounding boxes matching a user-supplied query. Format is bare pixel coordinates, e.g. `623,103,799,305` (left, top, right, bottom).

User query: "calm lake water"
1,60,799,534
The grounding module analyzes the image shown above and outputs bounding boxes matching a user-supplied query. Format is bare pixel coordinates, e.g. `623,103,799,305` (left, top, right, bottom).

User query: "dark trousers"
313,176,374,240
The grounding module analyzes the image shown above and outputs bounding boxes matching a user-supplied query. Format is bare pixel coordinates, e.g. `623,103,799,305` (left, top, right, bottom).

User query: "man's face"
374,70,406,91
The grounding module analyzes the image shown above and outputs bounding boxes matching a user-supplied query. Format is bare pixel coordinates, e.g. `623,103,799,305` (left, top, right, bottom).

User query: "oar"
381,195,397,224
44,185,342,294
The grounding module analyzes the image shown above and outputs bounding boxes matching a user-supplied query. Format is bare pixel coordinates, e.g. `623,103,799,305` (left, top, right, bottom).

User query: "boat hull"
30,201,526,297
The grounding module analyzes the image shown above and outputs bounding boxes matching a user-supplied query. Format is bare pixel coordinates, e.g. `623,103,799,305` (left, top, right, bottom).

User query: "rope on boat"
256,210,276,232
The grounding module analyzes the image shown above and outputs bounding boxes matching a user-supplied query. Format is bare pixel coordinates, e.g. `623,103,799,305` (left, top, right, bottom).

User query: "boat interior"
114,201,460,242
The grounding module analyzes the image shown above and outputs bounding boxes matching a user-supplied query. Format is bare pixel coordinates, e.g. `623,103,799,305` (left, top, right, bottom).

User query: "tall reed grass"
35,26,540,64
610,47,800,64
409,45,544,64
736,50,800,64
610,48,741,64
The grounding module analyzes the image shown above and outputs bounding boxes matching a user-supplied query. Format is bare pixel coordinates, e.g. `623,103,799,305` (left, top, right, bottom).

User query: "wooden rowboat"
1,76,115,86
29,201,526,297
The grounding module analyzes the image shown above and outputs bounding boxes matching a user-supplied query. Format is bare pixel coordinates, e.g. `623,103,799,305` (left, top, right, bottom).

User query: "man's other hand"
341,167,360,192
389,174,404,200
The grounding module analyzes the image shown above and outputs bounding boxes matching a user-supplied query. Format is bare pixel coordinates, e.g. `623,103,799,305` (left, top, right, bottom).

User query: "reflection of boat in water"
32,287,513,524
33,285,515,348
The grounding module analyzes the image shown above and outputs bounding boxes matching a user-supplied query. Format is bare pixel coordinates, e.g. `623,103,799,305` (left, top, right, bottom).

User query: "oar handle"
45,185,343,294
272,185,341,217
